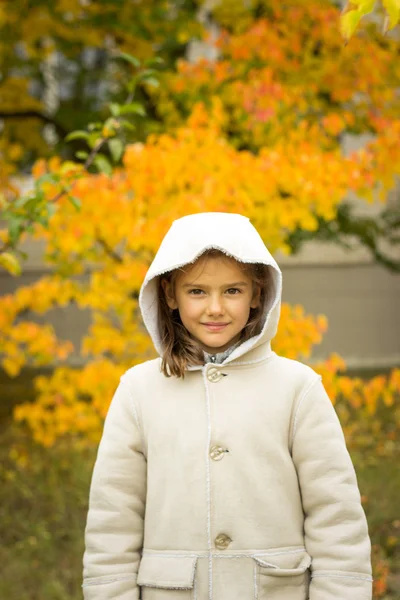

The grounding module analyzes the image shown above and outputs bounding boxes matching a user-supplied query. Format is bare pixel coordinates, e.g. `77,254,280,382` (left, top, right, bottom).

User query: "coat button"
214,533,232,550
207,366,223,383
210,445,228,461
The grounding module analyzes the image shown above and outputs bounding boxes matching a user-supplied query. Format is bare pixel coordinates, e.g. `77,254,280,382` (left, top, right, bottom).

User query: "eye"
227,288,241,294
188,289,204,295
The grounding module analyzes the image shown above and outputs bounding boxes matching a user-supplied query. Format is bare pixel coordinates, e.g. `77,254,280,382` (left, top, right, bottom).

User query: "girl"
82,212,372,600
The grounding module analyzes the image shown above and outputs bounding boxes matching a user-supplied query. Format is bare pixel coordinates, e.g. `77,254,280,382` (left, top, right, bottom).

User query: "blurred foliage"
2,1,400,270
0,52,164,272
0,423,95,600
0,2,400,594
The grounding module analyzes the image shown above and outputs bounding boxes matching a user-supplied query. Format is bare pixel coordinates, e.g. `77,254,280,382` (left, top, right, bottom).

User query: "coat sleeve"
290,375,373,600
82,374,147,600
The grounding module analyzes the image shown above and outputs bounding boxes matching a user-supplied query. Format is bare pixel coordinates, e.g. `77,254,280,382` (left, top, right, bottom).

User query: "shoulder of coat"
270,354,320,383
122,357,162,383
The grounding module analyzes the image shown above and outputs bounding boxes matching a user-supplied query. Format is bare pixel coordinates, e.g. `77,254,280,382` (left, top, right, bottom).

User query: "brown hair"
157,249,273,378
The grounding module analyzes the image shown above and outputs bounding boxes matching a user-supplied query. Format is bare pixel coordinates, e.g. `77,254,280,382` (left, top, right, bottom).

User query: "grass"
0,424,96,600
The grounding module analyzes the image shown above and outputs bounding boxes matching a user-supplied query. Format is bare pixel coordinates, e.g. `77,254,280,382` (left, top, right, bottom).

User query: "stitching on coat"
139,558,198,591
290,375,322,448
141,548,306,559
312,572,373,582
142,552,203,558
82,574,136,587
202,368,213,600
119,374,147,457
252,548,306,558
140,584,192,589
215,549,306,559
193,573,197,600
253,563,258,600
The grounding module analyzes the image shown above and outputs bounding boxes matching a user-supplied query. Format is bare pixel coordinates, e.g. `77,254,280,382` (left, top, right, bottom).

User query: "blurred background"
0,1,399,598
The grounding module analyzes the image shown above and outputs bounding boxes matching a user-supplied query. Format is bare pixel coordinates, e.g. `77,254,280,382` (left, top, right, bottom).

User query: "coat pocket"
137,555,197,600
254,550,311,600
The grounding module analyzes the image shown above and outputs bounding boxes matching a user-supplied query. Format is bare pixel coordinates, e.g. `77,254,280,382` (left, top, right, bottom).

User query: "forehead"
177,254,249,283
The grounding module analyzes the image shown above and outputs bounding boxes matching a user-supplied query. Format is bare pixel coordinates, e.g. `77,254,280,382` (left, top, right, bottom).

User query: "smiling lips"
202,322,229,330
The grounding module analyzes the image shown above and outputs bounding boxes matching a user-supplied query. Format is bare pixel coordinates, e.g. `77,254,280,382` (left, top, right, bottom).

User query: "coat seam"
82,574,136,587
141,548,306,558
311,571,373,582
140,583,192,589
290,375,322,450
202,368,213,600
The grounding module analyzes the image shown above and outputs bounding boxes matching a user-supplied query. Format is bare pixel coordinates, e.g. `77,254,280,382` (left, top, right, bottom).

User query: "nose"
206,294,224,316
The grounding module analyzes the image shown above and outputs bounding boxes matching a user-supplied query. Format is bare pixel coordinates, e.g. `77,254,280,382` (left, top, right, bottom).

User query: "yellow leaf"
0,252,22,275
340,9,362,41
382,0,400,30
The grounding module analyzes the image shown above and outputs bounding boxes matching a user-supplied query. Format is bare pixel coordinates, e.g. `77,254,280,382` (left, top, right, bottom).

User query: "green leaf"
144,56,165,67
65,130,90,142
33,186,45,203
37,173,60,185
14,194,35,209
142,77,160,88
108,138,124,163
88,132,101,149
75,151,89,160
8,219,23,245
68,196,82,210
36,214,50,226
119,103,146,116
88,122,103,131
93,154,113,177
47,202,58,217
109,102,121,117
24,197,42,213
103,117,119,134
138,68,158,79
114,52,141,68
126,77,138,94
119,120,136,132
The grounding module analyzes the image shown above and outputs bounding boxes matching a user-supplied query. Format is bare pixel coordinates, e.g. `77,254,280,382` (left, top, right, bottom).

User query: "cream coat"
83,213,373,600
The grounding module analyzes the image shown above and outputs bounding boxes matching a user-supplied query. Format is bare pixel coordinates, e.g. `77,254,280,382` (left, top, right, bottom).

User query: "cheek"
179,298,202,319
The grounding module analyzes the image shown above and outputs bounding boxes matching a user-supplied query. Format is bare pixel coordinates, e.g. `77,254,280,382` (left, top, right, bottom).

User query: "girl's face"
162,255,261,354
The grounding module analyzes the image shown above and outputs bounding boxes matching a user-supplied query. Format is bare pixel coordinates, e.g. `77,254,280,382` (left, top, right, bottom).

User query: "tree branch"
286,202,400,273
0,110,68,138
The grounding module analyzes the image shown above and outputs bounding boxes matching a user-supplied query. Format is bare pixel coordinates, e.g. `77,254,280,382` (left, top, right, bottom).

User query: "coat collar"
187,340,274,371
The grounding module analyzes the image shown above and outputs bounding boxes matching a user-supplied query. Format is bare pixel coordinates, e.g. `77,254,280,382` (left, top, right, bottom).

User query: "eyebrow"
182,281,249,288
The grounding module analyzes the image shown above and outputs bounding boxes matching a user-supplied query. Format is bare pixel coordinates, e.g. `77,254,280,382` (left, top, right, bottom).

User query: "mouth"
202,323,230,331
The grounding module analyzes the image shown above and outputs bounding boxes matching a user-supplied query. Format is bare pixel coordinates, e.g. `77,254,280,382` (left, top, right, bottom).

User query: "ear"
161,278,179,310
250,283,261,309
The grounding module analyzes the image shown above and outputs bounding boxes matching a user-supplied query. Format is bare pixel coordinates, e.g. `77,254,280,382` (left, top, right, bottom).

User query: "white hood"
138,212,282,368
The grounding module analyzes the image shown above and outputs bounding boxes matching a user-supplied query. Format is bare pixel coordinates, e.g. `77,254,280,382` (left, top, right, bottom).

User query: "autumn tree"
1,4,400,594
0,0,398,437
